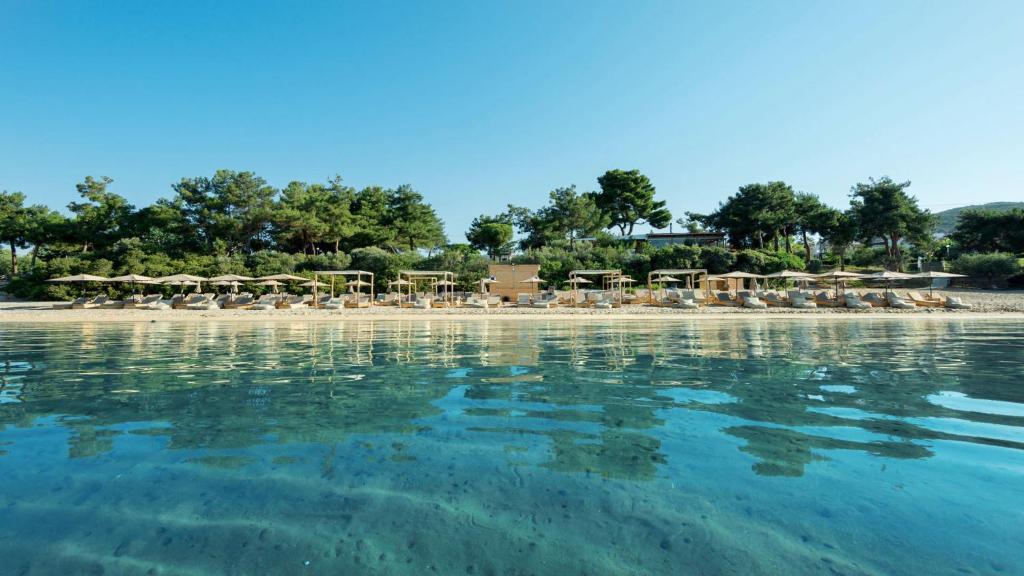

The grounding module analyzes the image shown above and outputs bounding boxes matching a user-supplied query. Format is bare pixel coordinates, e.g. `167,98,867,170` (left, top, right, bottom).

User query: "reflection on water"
1,319,1022,575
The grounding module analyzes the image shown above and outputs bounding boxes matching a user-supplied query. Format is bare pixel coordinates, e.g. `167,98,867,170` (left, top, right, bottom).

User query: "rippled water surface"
1,319,1023,575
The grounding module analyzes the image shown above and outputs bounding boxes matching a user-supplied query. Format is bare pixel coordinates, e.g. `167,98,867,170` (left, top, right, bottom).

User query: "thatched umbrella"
108,274,154,298
47,274,109,297
869,270,914,297
155,274,207,293
257,279,283,293
913,271,966,297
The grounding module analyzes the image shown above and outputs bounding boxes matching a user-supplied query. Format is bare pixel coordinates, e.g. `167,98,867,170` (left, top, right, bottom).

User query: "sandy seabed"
2,289,1023,323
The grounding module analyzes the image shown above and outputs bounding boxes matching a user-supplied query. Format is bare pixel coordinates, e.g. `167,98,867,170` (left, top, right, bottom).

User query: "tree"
385,185,447,252
275,181,330,254
849,177,935,271
466,214,514,258
821,210,857,270
952,252,1021,286
793,193,834,261
701,182,795,250
67,176,135,253
172,170,277,254
594,169,672,235
951,209,1024,254
510,186,611,249
0,191,33,274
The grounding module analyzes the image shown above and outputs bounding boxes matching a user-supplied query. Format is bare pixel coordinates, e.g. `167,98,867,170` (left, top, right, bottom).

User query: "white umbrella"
258,274,307,282
869,271,914,297
816,270,865,298
519,275,545,284
569,277,592,285
212,280,242,293
300,280,323,288
388,278,412,286
209,274,253,282
346,279,372,287
652,275,681,283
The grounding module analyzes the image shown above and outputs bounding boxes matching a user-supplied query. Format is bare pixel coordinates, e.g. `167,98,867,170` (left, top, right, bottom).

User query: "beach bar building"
485,264,542,302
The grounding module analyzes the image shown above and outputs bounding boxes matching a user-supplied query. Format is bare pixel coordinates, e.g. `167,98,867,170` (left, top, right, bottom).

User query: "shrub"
952,252,1021,286
699,247,735,274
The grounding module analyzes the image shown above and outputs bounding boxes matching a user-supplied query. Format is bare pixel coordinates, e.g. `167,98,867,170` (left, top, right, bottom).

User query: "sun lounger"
790,293,817,309
54,297,89,310
945,296,973,309
531,294,559,308
345,295,371,309
464,296,488,309
763,292,789,307
861,292,888,307
740,292,768,309
907,291,944,308
223,295,255,309
71,295,109,309
322,297,345,309
844,293,872,310
814,292,841,308
887,293,916,309
713,291,740,306
414,298,432,309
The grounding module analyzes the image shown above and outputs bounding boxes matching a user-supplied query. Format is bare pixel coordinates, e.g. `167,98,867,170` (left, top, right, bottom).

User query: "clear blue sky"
2,1,1022,238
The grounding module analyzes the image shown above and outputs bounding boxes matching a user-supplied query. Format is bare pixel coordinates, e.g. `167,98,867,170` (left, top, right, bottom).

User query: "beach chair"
223,295,255,309
843,293,872,310
414,297,432,309
674,290,699,309
53,297,89,310
740,291,768,309
531,293,559,308
464,295,488,309
907,291,944,308
276,295,306,309
945,296,973,309
790,292,817,309
515,293,532,307
186,294,219,310
861,292,888,307
814,291,841,308
887,293,916,309
712,291,740,306
71,295,108,309
763,292,789,307
345,295,371,309
122,294,162,309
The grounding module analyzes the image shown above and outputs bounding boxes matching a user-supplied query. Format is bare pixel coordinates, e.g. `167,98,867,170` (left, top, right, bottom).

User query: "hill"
934,202,1024,235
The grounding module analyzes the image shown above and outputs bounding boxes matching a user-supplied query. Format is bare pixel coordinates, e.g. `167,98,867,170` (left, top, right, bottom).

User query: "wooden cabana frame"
398,270,456,306
568,269,624,304
646,268,708,304
312,270,375,307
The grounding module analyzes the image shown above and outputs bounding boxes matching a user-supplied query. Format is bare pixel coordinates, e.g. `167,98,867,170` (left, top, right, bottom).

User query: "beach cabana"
569,269,625,304
313,270,375,303
398,270,456,306
646,269,708,291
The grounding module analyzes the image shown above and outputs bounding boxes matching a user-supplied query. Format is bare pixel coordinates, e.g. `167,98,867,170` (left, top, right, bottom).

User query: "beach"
3,289,1023,323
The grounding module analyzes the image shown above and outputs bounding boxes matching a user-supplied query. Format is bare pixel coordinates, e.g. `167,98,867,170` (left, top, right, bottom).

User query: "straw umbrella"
913,271,967,298
715,271,764,292
257,279,283,293
519,275,544,294
868,270,915,297
816,270,865,298
765,270,815,291
258,274,307,282
212,280,242,293
209,274,253,282
479,277,498,294
47,274,110,297
108,274,154,298
154,274,207,293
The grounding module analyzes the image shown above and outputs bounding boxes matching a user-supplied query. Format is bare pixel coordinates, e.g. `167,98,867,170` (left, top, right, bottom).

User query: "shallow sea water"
0,319,1022,575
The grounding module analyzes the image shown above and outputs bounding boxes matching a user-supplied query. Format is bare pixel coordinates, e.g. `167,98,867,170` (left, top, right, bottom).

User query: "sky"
1,0,1022,239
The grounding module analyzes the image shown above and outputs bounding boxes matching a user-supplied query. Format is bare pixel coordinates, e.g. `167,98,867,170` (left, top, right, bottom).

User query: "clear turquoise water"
1,319,1022,575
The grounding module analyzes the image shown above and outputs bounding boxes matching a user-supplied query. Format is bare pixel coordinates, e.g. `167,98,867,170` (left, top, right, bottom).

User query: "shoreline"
2,301,1022,324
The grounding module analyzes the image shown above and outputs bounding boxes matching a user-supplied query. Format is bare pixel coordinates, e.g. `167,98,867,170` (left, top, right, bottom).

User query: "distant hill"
934,202,1024,235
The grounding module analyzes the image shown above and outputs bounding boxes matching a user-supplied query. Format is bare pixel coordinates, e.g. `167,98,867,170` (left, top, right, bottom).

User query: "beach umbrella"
765,270,815,291
346,279,372,287
519,275,545,284
652,275,681,283
715,270,763,291
913,271,967,297
816,270,865,298
869,270,914,297
209,274,253,282
569,277,592,285
212,280,242,293
257,279,283,293
155,274,206,293
109,274,155,297
299,279,324,289
47,274,109,297
388,278,412,286
258,274,307,282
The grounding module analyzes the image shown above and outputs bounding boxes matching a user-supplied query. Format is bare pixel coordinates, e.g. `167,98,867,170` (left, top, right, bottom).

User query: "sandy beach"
3,289,1023,323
